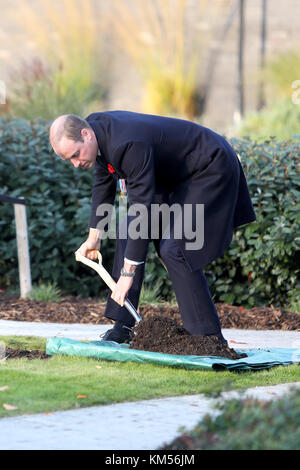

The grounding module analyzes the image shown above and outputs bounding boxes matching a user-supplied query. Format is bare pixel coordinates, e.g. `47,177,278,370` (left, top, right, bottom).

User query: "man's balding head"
50,114,93,155
50,114,98,169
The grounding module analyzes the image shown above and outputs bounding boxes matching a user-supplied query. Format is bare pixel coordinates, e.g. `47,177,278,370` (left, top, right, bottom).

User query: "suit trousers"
103,216,223,336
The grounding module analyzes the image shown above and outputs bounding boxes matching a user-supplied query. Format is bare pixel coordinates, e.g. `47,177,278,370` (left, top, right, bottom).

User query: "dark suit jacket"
86,111,256,270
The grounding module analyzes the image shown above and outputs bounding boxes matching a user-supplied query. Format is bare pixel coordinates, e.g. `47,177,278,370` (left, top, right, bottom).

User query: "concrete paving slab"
0,319,110,340
225,329,300,350
0,382,300,450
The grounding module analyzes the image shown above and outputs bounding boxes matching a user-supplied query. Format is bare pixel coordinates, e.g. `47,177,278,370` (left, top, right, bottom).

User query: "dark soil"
0,292,299,331
130,316,247,359
5,348,51,360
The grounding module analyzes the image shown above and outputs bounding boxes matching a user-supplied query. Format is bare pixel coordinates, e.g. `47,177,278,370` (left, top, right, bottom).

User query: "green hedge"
207,137,300,308
0,118,299,307
0,117,116,298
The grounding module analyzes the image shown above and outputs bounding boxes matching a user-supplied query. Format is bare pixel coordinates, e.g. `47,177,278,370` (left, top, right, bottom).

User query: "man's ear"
81,128,90,140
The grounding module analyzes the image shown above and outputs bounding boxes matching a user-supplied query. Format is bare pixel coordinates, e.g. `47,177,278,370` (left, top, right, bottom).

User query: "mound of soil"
5,348,50,360
0,292,299,331
130,316,247,360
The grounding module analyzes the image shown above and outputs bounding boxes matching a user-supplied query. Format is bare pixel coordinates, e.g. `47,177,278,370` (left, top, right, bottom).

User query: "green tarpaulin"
46,337,300,371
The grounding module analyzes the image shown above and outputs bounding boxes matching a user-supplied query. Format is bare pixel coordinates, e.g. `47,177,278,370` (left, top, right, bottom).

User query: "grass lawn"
0,335,299,418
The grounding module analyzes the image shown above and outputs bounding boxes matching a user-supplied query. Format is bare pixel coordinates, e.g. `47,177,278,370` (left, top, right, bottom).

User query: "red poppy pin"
107,163,115,174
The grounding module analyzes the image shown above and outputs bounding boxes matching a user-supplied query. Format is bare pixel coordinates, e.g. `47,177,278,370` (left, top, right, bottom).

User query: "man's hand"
111,261,136,306
77,228,101,260
111,275,134,306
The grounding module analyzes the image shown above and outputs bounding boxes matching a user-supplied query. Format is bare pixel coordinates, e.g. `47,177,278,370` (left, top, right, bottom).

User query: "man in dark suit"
50,111,256,344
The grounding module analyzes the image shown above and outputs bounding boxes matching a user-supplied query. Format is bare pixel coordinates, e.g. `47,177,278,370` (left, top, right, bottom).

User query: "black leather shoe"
100,324,133,344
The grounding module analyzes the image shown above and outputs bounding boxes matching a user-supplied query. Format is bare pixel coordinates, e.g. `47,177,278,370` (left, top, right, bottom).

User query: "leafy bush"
206,137,300,308
0,117,299,307
1,0,106,120
237,98,300,141
2,58,105,121
237,49,300,141
0,117,116,297
261,49,300,100
163,387,300,450
28,282,62,303
139,282,164,306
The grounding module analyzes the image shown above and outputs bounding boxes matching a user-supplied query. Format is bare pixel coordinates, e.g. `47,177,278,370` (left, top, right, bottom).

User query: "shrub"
237,49,300,141
139,282,164,306
206,137,300,308
237,98,300,142
0,117,116,297
261,49,300,100
28,282,62,303
1,0,106,120
2,58,105,121
0,117,299,307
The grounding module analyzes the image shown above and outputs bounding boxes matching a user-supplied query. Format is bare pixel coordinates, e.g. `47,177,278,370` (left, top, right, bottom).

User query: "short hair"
63,114,93,142
56,114,92,144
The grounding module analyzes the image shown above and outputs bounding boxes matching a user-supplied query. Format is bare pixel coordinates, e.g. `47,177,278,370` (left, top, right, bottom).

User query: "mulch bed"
1,293,299,331
131,316,247,359
5,348,51,360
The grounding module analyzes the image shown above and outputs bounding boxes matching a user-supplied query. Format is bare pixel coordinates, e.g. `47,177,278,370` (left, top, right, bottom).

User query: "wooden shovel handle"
75,250,116,291
74,250,142,323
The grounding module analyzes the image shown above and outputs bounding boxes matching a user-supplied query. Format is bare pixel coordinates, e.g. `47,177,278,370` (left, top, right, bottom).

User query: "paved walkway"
1,320,300,449
0,382,300,450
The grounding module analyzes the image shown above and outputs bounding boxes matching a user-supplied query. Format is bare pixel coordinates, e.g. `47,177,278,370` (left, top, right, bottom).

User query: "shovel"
75,250,142,323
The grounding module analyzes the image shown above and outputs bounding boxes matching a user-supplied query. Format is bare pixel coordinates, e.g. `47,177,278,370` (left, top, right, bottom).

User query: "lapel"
96,151,123,181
